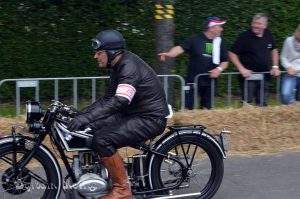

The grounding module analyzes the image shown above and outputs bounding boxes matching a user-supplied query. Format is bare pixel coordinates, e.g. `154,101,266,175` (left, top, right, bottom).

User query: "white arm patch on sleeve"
115,84,136,103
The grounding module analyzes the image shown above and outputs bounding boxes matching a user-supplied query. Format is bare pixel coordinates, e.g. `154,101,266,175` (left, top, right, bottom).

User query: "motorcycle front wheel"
0,142,61,199
149,134,224,199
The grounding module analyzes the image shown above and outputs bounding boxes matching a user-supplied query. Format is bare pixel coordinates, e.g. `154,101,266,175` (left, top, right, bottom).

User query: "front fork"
11,125,47,178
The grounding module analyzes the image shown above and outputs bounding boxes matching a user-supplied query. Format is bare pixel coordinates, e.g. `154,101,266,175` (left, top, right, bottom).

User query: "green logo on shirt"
205,43,213,54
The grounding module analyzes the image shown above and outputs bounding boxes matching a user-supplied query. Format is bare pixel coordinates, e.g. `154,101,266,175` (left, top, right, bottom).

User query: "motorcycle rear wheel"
0,143,61,199
149,134,224,199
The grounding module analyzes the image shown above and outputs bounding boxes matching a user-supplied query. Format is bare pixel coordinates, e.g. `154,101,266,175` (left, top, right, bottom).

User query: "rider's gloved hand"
67,115,90,132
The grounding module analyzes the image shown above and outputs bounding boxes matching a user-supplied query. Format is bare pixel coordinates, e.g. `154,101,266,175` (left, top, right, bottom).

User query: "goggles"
91,38,102,50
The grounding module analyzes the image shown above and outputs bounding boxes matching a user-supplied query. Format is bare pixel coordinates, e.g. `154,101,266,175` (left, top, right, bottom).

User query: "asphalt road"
60,152,300,199
1,152,299,198
214,152,300,199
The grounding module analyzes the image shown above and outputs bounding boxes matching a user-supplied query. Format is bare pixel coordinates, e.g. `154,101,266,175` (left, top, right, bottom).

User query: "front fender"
0,135,62,199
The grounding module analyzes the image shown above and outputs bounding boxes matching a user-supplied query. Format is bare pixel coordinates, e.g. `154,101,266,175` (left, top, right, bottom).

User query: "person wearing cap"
68,29,169,199
229,13,280,106
158,17,229,109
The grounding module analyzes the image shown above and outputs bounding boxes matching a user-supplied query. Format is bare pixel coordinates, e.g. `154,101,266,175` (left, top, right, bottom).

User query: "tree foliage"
0,0,300,99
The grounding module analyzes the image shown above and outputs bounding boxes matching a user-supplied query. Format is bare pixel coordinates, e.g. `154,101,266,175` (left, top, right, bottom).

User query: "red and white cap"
204,17,226,28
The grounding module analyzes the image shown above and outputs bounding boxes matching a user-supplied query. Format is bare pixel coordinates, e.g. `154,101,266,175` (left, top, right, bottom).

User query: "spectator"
158,17,229,109
281,24,300,105
229,13,280,106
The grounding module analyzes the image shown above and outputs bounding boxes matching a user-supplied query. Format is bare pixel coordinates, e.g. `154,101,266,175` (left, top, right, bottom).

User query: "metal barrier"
0,75,186,116
0,72,287,116
193,71,282,109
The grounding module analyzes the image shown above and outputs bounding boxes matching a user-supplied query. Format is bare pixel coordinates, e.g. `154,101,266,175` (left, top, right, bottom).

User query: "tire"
149,134,224,199
0,142,61,199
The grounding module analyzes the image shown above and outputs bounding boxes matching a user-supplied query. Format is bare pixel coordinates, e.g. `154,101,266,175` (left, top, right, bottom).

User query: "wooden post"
154,1,175,75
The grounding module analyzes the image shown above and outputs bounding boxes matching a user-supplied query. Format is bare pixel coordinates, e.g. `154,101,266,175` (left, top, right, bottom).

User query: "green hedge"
1,0,300,100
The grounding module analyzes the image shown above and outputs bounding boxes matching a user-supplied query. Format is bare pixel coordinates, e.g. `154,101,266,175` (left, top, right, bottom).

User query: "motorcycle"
0,101,230,199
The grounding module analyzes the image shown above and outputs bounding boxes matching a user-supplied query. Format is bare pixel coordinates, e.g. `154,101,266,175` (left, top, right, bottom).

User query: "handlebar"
50,101,78,117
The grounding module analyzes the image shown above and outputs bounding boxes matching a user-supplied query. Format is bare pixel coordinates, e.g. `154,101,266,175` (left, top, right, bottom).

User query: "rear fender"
154,130,226,159
148,130,226,190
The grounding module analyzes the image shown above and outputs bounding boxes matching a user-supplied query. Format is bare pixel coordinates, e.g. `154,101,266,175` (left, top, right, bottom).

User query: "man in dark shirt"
159,17,229,109
229,13,280,106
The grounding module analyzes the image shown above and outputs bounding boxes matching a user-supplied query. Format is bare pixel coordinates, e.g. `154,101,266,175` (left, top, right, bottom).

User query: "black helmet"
91,29,125,65
92,29,125,51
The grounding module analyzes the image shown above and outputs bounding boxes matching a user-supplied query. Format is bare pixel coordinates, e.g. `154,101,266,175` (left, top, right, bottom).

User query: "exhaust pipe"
148,192,201,199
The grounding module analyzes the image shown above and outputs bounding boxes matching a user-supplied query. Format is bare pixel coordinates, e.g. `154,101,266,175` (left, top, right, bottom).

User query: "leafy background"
1,0,300,101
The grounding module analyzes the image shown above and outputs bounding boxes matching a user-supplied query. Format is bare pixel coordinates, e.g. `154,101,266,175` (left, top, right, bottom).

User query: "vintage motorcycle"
0,101,229,199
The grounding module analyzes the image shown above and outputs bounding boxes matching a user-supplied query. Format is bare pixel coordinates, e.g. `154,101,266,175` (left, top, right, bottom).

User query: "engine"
75,173,108,198
66,151,150,198
67,152,110,199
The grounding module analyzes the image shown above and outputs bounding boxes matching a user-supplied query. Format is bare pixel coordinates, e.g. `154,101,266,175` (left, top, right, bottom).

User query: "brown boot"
99,152,132,199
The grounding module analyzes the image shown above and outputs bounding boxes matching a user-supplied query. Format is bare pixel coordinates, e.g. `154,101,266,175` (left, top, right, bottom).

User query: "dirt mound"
1,104,300,156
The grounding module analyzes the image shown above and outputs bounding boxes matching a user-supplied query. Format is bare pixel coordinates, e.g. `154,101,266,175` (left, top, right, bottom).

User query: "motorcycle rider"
68,29,169,199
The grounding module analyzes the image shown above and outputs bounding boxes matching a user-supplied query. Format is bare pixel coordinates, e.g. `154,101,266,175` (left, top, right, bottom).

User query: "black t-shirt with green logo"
180,33,228,85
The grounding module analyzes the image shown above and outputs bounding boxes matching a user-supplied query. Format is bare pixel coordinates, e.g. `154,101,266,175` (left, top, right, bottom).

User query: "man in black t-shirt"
159,17,229,109
229,13,280,106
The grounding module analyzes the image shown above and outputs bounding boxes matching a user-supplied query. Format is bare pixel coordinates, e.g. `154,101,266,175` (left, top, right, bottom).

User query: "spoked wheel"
150,134,224,199
0,142,61,199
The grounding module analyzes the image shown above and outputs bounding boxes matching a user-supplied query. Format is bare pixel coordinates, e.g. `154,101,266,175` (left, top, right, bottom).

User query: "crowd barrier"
0,72,287,116
0,75,185,116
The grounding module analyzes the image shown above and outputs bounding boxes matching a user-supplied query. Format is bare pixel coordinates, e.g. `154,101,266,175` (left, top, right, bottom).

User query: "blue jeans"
281,74,300,105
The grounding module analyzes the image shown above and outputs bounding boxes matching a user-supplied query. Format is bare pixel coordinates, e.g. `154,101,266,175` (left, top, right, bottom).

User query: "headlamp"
91,38,102,50
25,101,43,124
